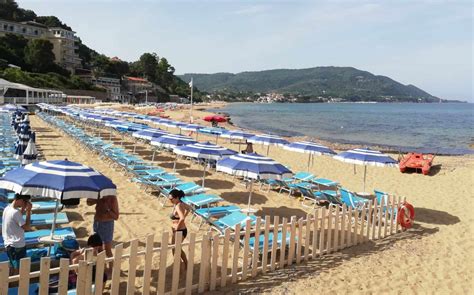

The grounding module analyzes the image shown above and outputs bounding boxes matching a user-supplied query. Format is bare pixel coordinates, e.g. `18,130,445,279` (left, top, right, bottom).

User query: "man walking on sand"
87,195,119,258
2,194,32,275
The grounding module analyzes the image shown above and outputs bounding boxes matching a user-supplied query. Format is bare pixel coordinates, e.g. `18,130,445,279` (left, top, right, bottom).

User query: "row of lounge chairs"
39,112,292,253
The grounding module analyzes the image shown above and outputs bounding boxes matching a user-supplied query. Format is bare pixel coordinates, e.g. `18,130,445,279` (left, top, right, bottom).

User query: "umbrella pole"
48,198,60,255
202,161,207,187
173,155,178,172
353,164,356,175
307,154,311,172
238,140,241,153
133,142,137,153
196,132,199,141
267,145,270,156
247,181,253,215
363,165,367,192
216,135,218,144
152,149,156,162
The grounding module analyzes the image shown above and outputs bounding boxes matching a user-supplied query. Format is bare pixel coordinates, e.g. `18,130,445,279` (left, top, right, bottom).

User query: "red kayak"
399,153,435,175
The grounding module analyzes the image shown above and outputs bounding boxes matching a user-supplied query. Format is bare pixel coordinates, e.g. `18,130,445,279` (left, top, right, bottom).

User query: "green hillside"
180,67,440,102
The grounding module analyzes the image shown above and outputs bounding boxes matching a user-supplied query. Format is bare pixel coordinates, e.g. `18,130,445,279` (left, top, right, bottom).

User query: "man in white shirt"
2,194,32,274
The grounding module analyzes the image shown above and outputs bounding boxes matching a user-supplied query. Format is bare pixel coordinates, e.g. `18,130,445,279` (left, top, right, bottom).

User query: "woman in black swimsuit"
168,189,189,268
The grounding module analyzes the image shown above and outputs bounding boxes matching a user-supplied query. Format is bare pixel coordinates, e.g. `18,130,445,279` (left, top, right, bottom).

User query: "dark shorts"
6,246,26,269
93,220,114,243
174,228,188,240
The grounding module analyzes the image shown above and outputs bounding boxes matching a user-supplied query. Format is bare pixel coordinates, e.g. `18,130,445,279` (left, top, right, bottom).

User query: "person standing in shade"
2,194,32,274
87,195,119,258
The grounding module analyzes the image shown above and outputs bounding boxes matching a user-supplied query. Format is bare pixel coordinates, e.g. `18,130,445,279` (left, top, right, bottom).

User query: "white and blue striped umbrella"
21,132,38,165
180,124,204,132
248,134,289,155
217,152,292,212
284,141,336,171
162,121,187,129
173,142,237,161
150,134,197,149
333,148,398,191
220,130,254,140
173,142,237,186
0,160,117,200
199,127,225,135
132,129,168,141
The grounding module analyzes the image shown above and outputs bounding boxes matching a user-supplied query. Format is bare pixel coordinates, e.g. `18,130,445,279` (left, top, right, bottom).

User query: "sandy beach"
29,103,474,294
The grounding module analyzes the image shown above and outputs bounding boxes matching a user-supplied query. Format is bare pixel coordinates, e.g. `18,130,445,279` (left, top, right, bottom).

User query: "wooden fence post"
326,209,333,253
312,210,319,257
142,234,155,295
371,199,378,240
185,233,196,295
359,205,367,244
38,257,51,295
353,206,359,245
395,196,401,233
127,239,139,295
221,229,231,287
251,217,262,277
296,218,303,264
340,205,346,249
0,262,9,295
171,232,183,295
262,216,271,273
198,233,210,293
377,198,384,240
18,258,30,295
279,217,288,268
76,260,87,295
334,206,340,251
319,207,326,255
58,258,70,295
389,196,396,235
210,234,219,291
304,214,311,261
231,224,241,283
270,216,279,271
94,251,106,295
158,232,169,295
111,243,123,295
366,200,373,240
242,219,252,280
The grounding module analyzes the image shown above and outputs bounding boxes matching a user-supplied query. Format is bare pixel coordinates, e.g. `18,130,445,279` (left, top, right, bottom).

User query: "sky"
18,0,473,101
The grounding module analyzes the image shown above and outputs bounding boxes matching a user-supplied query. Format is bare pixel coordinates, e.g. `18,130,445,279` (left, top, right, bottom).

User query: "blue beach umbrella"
284,141,336,171
173,142,237,186
132,129,168,141
198,127,226,144
248,134,290,156
150,134,197,149
0,160,117,238
21,132,38,165
180,124,204,140
333,148,398,192
217,153,292,213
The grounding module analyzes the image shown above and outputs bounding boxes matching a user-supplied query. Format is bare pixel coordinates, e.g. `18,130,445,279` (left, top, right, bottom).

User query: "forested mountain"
180,67,440,102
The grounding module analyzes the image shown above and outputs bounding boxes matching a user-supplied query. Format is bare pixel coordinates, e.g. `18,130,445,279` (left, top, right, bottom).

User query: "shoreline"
199,102,473,156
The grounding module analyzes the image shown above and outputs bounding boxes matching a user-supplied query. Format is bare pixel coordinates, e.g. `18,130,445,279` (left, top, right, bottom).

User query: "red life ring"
397,201,415,229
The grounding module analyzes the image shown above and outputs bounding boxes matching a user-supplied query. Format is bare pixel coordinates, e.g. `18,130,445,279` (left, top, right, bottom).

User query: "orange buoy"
397,201,415,229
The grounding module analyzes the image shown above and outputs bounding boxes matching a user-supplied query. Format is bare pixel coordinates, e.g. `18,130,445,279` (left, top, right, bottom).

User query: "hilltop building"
91,76,123,101
0,19,82,73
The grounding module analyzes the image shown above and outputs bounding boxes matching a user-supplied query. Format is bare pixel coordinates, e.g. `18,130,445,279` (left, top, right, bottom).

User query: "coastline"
198,102,473,156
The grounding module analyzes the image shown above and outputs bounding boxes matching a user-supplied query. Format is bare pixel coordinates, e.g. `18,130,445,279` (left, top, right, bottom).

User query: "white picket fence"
1,196,403,295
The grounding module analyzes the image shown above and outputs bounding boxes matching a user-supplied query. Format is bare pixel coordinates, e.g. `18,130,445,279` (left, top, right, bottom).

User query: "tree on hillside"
156,57,175,89
24,39,56,73
35,16,72,31
0,0,37,22
139,53,159,81
0,34,29,68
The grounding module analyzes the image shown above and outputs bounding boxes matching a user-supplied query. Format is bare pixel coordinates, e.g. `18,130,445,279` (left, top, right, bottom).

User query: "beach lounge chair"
0,212,68,228
339,188,369,211
0,227,76,248
259,172,315,194
298,186,328,208
182,194,223,209
374,189,398,217
211,211,257,233
192,205,241,229
246,231,292,253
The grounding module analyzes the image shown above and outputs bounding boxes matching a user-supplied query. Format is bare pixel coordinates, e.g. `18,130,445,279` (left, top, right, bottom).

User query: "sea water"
214,103,474,155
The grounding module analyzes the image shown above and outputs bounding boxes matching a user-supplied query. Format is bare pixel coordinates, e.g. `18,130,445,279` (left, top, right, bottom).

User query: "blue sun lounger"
182,194,223,209
374,189,398,217
192,205,241,229
0,212,69,228
159,182,206,203
0,227,76,248
246,231,292,252
339,188,369,210
212,211,257,233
